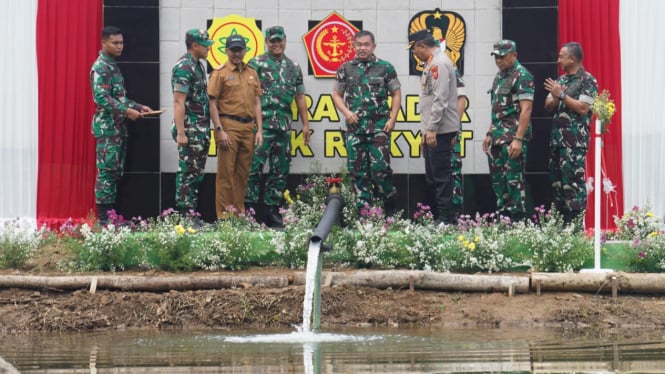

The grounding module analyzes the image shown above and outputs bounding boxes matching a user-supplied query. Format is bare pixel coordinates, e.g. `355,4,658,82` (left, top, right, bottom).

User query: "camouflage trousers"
95,133,127,205
346,131,395,209
246,128,291,206
173,128,210,213
451,132,464,214
549,146,588,220
488,142,527,215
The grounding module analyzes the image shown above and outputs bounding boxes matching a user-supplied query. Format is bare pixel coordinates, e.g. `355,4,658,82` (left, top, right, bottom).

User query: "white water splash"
301,240,321,332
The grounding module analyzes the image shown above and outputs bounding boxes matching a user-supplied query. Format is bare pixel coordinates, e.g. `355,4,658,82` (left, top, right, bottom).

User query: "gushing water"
302,240,321,332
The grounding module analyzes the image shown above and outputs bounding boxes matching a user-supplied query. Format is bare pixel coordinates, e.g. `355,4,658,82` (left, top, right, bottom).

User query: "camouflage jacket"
334,55,401,134
489,60,535,145
549,67,598,149
90,50,142,137
248,53,305,131
171,52,210,132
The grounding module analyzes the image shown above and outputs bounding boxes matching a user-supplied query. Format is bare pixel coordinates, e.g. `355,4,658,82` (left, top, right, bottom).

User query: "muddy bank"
3,273,665,333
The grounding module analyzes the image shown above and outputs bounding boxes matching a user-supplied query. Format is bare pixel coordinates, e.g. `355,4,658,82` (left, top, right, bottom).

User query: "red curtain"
36,0,102,228
559,0,623,230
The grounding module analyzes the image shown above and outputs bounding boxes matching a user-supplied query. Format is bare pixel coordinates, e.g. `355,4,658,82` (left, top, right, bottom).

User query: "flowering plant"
610,204,663,241
592,89,616,133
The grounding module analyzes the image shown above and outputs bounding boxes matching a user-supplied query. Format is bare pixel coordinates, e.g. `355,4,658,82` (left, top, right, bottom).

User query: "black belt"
221,114,254,124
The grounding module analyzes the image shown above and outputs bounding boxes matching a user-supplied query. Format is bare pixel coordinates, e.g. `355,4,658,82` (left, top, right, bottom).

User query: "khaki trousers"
216,119,255,218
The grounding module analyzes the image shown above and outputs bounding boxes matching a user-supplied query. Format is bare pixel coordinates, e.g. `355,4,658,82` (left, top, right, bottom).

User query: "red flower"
326,177,342,184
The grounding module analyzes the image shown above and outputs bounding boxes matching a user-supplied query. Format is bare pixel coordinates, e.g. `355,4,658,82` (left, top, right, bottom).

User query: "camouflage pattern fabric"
488,60,534,215
550,146,587,221
172,128,210,212
488,61,535,145
94,134,127,205
549,67,597,220
451,132,463,211
452,69,466,212
346,132,395,209
334,55,400,209
171,52,211,130
90,50,143,204
171,52,211,212
246,129,291,206
246,53,304,206
90,50,141,138
488,142,527,215
335,55,401,134
248,53,305,131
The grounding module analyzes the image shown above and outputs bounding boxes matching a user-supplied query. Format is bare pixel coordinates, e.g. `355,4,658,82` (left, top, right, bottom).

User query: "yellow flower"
474,236,479,243
648,231,659,238
457,235,464,241
462,240,469,247
468,242,476,251
647,211,654,217
592,89,615,133
283,189,294,205
175,224,185,235
187,227,196,234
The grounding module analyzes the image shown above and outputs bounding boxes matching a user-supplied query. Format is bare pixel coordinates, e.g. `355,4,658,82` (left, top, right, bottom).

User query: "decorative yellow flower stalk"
283,189,294,205
592,89,616,134
174,224,185,235
468,242,476,251
187,227,196,234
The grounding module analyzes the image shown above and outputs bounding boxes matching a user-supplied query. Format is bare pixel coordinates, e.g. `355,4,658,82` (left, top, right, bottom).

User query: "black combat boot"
264,205,284,228
384,194,398,218
244,202,256,216
96,204,114,226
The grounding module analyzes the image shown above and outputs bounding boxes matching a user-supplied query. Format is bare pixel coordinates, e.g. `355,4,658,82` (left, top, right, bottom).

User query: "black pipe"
311,192,344,244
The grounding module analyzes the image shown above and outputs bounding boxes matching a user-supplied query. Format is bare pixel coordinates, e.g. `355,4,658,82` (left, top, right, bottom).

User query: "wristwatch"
558,92,567,100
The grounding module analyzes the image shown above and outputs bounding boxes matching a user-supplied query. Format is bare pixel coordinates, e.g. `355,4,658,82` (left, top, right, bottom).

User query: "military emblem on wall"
408,8,466,75
207,15,265,68
303,11,361,78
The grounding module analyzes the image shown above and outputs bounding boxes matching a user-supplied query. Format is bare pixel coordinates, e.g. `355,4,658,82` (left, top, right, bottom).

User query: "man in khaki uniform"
208,34,263,218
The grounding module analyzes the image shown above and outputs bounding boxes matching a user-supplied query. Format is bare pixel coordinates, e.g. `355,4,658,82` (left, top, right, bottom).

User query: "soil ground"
3,267,665,334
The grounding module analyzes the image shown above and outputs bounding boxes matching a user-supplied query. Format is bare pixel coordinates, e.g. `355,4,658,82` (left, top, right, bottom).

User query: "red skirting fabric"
36,0,102,229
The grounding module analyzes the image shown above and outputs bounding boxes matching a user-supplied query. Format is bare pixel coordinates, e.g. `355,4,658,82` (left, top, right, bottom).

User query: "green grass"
581,241,633,271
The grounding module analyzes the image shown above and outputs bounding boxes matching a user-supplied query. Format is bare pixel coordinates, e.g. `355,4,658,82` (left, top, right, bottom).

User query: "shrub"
629,231,665,272
0,218,44,269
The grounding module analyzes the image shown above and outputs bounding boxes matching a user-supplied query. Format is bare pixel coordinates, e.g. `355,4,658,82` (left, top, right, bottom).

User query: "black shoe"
264,206,284,228
244,202,256,216
384,194,397,217
96,204,114,226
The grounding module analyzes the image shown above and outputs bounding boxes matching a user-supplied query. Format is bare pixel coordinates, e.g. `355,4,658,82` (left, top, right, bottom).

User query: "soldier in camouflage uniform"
245,26,310,228
544,42,598,224
171,29,216,215
482,40,535,221
90,26,151,224
452,68,468,217
332,30,401,213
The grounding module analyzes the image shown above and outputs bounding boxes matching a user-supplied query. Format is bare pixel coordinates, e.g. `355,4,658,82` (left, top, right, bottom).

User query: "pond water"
1,327,665,373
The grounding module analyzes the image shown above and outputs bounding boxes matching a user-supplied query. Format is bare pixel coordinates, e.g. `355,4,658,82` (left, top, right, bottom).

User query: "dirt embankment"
2,269,665,334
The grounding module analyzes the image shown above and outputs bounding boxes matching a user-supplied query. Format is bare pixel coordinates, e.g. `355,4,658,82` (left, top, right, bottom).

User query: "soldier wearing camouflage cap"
332,30,402,214
245,26,310,228
90,26,152,225
483,39,535,222
171,29,217,216
544,42,598,225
